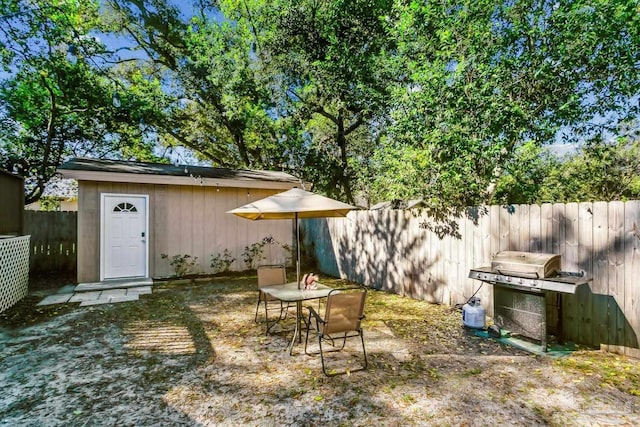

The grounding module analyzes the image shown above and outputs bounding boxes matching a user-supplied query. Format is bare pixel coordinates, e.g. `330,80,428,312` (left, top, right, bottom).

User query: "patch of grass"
399,358,426,375
0,296,76,328
401,393,417,404
462,367,482,377
428,368,441,381
555,352,640,396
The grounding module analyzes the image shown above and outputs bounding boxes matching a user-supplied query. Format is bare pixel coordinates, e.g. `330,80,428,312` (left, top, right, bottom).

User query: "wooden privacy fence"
303,201,640,357
24,211,77,273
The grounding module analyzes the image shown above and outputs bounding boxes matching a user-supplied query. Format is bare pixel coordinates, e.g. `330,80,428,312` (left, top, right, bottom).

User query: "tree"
221,0,395,203
539,135,640,203
4,0,638,208
492,126,640,204
493,142,561,205
103,0,299,170
0,0,163,203
375,0,640,212
104,0,396,203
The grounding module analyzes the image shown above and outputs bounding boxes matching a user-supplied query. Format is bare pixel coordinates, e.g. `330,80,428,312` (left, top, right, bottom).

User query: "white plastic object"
462,297,486,329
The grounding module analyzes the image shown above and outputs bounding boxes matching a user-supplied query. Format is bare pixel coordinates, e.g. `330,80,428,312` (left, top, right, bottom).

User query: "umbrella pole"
295,212,301,289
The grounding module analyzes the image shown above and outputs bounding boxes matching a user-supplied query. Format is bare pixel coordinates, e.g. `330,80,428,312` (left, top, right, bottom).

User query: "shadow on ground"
1,274,640,426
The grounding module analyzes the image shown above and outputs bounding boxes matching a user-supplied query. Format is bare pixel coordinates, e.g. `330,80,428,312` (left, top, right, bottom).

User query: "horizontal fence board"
304,200,640,355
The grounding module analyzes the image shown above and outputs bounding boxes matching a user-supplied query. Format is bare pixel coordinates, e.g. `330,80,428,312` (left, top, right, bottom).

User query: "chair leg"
304,317,312,355
318,331,368,377
255,295,276,322
264,299,272,335
304,311,321,356
254,293,262,323
334,333,348,350
360,330,368,370
259,300,292,335
319,332,348,351
278,301,289,321
319,333,329,376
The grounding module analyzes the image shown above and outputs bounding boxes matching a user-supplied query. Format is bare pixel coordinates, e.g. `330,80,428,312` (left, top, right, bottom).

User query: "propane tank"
462,297,486,329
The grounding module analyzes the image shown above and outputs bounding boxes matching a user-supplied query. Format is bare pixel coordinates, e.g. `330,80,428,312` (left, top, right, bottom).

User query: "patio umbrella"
227,188,356,288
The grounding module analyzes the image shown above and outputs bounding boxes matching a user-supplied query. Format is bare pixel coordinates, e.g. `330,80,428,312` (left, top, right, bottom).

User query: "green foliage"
38,197,61,212
210,249,236,274
494,134,640,204
279,243,294,266
373,0,640,211
2,0,640,209
160,253,199,277
241,241,266,270
540,136,640,203
221,0,395,203
103,0,290,171
493,142,562,205
0,0,164,204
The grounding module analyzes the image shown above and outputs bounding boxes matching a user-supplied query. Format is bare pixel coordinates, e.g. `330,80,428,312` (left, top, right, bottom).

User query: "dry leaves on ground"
1,275,640,426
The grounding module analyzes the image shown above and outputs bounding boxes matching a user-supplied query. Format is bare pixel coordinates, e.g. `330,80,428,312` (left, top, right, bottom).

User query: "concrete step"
38,285,153,307
74,277,153,292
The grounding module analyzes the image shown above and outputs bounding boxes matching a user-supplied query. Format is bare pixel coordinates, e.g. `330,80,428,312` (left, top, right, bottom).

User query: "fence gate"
24,211,77,274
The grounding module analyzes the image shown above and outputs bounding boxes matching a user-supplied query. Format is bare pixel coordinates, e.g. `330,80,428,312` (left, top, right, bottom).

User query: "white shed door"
102,195,148,279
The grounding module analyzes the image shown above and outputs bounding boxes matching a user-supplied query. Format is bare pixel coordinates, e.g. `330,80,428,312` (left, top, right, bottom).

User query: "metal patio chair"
304,286,368,376
255,265,291,334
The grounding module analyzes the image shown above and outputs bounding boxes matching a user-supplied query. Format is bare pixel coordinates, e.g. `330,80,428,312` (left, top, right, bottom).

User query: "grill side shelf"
468,267,589,294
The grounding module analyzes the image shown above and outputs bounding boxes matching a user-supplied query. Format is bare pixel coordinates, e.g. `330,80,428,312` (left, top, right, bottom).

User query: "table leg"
288,301,303,355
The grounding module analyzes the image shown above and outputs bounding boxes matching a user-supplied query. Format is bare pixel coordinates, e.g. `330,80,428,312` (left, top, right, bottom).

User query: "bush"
210,249,236,274
160,253,199,277
242,242,266,269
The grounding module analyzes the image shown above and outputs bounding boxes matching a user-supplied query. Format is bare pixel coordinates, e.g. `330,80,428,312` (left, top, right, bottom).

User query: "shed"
58,158,302,283
0,168,25,235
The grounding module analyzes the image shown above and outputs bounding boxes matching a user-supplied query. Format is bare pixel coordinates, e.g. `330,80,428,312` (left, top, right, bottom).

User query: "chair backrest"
323,287,366,335
257,265,287,288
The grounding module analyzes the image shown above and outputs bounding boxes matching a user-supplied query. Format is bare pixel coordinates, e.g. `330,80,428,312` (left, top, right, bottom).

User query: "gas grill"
468,251,591,352
469,251,589,294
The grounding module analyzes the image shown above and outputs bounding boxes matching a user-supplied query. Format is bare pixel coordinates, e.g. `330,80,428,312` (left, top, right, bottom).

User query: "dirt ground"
1,274,640,427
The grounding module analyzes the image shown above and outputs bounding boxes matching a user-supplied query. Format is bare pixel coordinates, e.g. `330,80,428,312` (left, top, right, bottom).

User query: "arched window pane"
113,202,138,213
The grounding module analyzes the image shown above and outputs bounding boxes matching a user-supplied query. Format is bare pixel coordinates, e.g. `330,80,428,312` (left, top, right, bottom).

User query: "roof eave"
57,169,302,190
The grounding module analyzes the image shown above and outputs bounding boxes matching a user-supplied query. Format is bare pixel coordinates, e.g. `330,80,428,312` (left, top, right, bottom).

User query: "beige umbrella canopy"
227,188,356,287
227,188,355,220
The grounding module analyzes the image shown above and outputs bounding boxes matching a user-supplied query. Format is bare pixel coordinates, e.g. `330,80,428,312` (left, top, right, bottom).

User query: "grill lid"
491,251,561,279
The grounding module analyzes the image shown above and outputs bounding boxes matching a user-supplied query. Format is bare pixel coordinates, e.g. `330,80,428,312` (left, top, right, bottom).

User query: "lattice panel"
0,236,30,313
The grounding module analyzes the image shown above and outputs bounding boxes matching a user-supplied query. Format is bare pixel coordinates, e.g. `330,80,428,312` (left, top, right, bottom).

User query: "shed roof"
0,168,24,181
58,158,303,190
